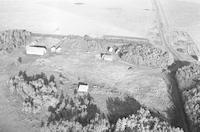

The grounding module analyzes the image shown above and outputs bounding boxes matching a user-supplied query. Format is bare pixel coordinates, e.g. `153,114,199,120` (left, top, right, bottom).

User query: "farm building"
26,45,47,55
78,83,89,92
51,46,56,53
107,46,114,53
115,48,121,54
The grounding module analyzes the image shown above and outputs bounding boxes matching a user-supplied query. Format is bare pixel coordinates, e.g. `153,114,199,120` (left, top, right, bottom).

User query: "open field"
0,0,153,37
159,0,200,51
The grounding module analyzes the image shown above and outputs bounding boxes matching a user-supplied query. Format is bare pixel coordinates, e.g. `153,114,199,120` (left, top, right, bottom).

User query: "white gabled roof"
78,84,89,92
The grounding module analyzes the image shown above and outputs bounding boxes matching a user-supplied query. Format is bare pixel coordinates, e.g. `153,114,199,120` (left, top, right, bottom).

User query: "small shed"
115,48,120,54
51,46,56,53
56,46,61,53
78,83,89,92
26,45,47,55
51,45,61,53
107,46,113,53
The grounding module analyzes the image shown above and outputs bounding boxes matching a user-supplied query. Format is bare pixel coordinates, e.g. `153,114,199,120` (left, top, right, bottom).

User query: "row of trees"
119,43,173,68
176,63,200,90
176,63,200,131
115,108,183,132
9,71,59,113
0,29,31,52
183,83,200,132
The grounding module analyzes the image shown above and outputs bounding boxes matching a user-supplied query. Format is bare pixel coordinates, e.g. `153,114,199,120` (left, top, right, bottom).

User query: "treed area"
118,43,173,68
8,71,60,114
0,30,31,52
9,71,182,132
176,63,200,132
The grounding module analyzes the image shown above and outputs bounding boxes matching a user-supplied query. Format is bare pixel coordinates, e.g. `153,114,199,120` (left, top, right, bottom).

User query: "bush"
119,43,173,68
41,91,110,132
41,114,110,132
183,83,200,131
0,30,31,52
176,63,200,90
8,71,59,113
115,108,183,132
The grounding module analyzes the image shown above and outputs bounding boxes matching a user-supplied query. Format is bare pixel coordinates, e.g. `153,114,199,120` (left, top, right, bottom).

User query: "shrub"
41,114,110,132
183,83,200,131
0,30,31,52
41,91,110,132
115,108,183,132
119,43,173,68
8,71,59,113
176,63,200,90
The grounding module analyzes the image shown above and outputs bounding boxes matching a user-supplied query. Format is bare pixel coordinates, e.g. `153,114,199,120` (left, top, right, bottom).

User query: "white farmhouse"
107,46,113,53
26,45,47,55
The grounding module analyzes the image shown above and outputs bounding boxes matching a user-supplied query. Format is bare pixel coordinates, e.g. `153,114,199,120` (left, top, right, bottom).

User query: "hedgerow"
183,83,200,131
119,43,173,68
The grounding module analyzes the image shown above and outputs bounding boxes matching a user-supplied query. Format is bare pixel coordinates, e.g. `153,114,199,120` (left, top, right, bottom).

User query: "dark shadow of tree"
165,60,191,132
167,60,190,73
191,55,198,61
17,70,55,85
106,96,141,124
